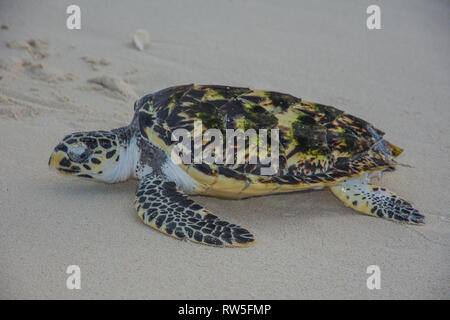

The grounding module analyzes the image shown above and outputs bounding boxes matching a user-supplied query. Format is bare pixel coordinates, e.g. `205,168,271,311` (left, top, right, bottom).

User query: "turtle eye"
68,146,91,163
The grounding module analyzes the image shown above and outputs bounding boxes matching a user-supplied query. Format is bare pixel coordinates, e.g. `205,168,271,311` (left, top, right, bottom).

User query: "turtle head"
49,130,123,183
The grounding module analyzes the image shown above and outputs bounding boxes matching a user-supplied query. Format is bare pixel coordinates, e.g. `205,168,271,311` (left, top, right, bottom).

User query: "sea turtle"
49,84,424,247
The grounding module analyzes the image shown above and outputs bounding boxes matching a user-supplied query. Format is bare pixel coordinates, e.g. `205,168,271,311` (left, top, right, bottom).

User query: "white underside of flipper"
161,157,199,194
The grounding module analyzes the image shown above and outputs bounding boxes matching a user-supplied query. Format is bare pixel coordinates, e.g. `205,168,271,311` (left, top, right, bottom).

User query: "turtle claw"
404,208,425,225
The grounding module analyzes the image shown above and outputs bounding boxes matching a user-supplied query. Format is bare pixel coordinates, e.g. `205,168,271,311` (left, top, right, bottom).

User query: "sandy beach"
0,0,449,299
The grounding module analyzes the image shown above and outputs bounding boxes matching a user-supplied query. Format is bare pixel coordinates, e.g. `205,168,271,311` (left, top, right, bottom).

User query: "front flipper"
330,179,425,224
135,174,255,247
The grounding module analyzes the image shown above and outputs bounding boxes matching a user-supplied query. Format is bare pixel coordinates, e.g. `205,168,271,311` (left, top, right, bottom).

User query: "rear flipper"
330,179,424,224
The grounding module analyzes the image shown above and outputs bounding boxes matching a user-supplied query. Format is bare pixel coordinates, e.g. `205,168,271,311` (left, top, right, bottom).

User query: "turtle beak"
49,142,71,168
48,151,73,175
48,151,63,169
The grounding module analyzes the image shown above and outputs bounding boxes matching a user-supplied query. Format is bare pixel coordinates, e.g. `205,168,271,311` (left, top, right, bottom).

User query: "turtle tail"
388,142,403,158
366,140,404,174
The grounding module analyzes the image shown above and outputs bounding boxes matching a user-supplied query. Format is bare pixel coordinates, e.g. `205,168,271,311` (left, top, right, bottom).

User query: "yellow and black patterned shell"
136,84,402,197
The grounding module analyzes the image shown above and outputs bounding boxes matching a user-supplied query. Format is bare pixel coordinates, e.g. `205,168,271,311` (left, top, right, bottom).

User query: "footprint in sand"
5,39,49,60
0,57,76,84
81,56,112,71
0,94,40,120
87,75,138,101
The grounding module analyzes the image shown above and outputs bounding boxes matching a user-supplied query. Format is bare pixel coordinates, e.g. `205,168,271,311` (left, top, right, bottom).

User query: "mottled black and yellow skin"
137,84,403,199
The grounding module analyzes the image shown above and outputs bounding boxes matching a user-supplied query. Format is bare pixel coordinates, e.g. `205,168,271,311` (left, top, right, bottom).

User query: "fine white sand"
0,0,449,299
